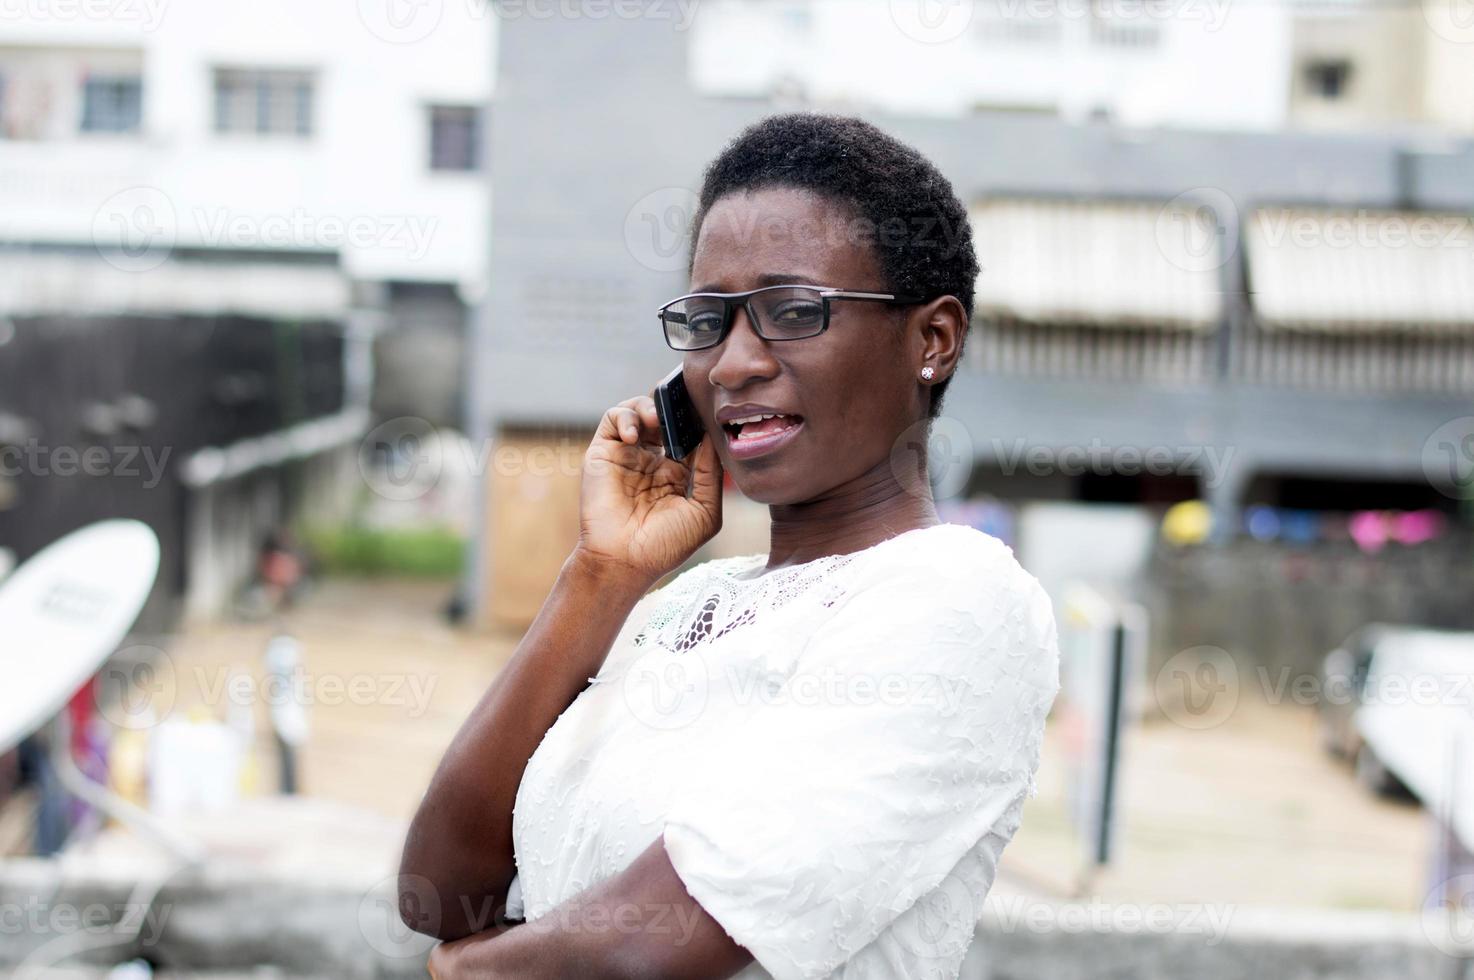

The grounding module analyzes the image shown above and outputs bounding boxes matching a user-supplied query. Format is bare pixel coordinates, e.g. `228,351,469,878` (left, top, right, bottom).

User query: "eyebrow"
691,272,827,293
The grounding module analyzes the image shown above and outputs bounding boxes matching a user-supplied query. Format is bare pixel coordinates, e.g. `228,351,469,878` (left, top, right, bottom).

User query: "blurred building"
690,0,1474,135
471,10,1474,671
0,0,493,624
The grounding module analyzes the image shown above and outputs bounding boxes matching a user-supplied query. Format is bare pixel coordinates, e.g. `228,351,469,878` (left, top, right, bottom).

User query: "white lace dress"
508,522,1060,980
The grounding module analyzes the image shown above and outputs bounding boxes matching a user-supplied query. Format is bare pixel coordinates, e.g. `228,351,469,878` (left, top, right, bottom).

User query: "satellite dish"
0,519,160,756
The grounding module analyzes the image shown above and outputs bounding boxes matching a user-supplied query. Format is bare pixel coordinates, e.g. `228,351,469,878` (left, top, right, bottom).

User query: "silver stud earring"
920,366,935,381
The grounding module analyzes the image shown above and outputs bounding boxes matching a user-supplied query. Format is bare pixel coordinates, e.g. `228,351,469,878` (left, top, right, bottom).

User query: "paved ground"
75,579,1438,912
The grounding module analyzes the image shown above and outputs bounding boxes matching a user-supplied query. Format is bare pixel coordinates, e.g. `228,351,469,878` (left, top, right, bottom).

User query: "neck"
763,461,940,571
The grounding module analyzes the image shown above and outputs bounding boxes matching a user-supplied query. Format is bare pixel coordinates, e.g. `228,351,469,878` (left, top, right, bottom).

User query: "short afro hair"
688,112,978,421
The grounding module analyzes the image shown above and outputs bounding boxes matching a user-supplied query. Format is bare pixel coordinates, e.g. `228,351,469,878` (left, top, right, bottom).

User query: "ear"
912,295,969,383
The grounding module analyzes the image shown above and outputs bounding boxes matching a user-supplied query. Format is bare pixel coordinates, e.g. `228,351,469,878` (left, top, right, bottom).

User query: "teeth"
731,415,800,440
727,412,788,426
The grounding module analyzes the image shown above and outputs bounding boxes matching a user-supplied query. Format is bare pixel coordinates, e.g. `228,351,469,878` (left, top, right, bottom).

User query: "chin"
727,463,807,506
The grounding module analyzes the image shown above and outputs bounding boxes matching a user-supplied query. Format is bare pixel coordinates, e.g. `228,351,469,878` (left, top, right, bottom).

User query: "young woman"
400,112,1060,980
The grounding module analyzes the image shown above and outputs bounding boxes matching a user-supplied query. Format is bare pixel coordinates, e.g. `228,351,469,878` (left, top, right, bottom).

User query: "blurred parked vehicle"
1320,624,1474,802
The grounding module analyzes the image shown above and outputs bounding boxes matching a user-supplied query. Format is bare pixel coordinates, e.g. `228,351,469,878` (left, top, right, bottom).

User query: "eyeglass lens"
662,287,827,350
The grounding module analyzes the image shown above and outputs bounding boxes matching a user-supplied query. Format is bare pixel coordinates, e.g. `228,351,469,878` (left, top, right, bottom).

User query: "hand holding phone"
653,364,706,463
576,372,721,583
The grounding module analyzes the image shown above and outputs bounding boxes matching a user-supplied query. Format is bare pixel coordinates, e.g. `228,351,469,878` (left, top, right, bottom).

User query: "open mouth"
720,413,805,460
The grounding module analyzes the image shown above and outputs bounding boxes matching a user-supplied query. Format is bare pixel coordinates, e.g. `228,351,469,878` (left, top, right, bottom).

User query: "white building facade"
687,0,1473,135
0,0,494,288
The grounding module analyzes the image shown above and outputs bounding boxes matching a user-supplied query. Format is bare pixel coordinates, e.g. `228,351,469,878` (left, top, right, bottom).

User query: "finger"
600,397,662,445
621,396,663,448
687,432,724,519
635,396,660,432
617,394,657,423
597,405,643,445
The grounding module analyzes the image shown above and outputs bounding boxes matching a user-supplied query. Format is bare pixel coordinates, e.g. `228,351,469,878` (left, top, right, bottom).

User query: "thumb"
688,432,723,520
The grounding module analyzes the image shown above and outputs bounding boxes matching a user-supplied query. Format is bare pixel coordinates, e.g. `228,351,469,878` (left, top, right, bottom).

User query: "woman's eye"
772,303,823,323
689,312,725,333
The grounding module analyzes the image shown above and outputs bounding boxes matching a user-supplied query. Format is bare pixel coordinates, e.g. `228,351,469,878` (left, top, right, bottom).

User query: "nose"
706,303,779,391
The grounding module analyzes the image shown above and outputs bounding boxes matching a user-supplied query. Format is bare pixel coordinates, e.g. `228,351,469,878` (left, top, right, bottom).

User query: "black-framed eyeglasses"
656,284,923,352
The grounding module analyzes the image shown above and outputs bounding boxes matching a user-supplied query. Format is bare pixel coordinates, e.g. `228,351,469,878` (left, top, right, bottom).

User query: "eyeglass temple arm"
820,290,926,304
656,290,926,315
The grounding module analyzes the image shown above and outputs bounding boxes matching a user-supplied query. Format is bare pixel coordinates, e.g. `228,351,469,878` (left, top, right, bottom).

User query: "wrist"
565,547,656,602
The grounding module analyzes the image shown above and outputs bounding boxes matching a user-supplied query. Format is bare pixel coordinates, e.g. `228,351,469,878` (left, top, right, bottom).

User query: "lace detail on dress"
631,551,860,654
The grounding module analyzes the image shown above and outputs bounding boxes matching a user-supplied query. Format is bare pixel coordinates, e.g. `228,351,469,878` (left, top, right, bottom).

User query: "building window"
1088,1,1161,49
977,18,1061,44
777,1,811,32
213,68,314,136
1304,59,1353,99
81,75,143,133
428,105,480,171
975,0,1061,45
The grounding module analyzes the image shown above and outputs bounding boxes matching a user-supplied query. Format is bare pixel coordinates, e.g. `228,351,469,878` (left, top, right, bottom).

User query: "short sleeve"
660,542,1060,980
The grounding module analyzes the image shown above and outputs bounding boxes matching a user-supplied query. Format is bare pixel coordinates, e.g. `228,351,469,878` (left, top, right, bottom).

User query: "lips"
720,412,804,461
722,412,802,441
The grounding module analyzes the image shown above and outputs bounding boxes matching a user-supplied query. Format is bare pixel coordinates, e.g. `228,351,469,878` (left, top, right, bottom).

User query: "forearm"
400,547,655,939
428,836,752,980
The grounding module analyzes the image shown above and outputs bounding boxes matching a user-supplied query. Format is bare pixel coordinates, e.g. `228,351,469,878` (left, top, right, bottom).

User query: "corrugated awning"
0,249,351,320
1246,206,1474,334
970,197,1225,331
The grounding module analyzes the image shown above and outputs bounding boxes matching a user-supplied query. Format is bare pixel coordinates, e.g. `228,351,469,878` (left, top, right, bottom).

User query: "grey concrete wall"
0,861,1458,979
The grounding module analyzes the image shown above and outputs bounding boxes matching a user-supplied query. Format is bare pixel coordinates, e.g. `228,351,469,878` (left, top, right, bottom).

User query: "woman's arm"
398,394,723,941
398,547,656,940
427,836,754,980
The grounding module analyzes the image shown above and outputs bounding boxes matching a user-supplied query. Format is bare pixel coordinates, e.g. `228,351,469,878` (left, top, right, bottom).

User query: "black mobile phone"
653,364,705,462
